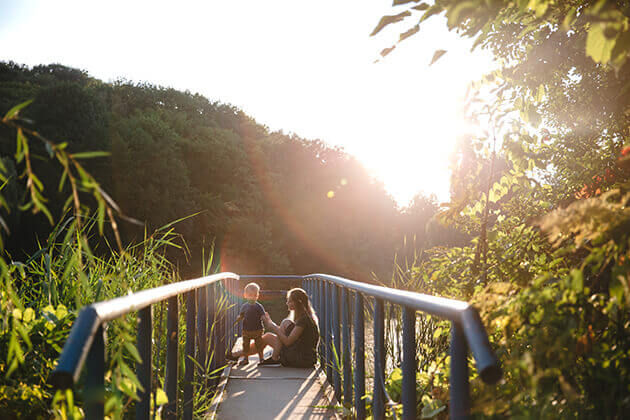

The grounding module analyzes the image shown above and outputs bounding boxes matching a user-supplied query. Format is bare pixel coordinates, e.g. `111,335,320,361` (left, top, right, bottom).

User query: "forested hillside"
0,62,455,281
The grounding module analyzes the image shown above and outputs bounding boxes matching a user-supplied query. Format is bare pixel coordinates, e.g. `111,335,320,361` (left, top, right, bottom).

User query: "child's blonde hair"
244,282,260,299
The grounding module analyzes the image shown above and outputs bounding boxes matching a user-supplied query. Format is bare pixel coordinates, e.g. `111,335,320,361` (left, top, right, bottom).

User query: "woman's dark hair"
287,288,318,325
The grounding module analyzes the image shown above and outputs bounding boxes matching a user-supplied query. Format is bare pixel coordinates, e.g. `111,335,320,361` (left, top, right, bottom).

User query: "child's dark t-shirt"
239,301,265,331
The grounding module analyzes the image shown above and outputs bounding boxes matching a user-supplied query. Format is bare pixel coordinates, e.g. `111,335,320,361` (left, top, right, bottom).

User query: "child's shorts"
243,329,263,340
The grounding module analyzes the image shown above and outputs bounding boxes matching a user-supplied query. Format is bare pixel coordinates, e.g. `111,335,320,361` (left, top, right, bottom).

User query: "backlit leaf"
371,11,411,36
70,151,110,160
3,100,33,121
430,49,447,65
586,23,617,64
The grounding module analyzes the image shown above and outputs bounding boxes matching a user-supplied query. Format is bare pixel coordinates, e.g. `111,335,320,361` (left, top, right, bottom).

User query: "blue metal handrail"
302,274,502,420
51,273,501,420
51,272,242,419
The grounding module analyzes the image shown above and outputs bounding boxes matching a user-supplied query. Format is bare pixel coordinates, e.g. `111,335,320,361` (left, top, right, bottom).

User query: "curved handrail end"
50,305,101,389
459,306,502,384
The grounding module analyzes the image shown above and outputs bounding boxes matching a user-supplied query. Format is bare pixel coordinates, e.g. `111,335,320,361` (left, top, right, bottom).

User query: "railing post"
354,292,366,420
197,286,207,381
183,291,196,420
207,284,216,388
85,324,105,420
341,288,352,406
402,307,416,420
325,281,333,381
373,298,385,420
230,279,234,351
136,306,152,420
322,281,328,378
164,297,178,419
450,321,470,420
317,279,325,370
332,284,342,401
216,282,226,369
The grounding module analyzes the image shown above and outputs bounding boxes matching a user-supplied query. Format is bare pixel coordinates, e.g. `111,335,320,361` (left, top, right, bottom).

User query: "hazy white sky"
0,1,495,205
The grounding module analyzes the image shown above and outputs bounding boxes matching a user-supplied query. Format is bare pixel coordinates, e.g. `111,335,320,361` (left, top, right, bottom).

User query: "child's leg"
242,335,251,360
254,336,264,360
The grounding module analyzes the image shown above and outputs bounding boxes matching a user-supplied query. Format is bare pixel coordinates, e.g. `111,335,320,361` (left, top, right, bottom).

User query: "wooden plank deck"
209,344,339,419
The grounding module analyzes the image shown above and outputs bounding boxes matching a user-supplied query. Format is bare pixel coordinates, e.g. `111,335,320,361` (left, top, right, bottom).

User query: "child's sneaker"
238,358,250,366
258,357,280,366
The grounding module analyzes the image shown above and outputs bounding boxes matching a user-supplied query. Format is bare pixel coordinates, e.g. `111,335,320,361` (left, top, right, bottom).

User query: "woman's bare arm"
263,312,303,346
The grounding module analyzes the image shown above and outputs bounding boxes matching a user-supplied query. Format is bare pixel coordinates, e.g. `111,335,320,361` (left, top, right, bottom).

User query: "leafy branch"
0,100,138,251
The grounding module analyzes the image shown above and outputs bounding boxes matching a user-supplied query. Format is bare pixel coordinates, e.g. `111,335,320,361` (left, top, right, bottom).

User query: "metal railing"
50,273,242,419
51,273,501,420
302,274,502,420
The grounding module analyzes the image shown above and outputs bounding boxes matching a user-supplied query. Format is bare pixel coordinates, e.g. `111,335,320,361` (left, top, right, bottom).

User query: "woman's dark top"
279,314,319,368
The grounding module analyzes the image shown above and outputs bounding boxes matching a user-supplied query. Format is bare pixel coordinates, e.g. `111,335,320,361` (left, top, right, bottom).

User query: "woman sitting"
230,287,319,368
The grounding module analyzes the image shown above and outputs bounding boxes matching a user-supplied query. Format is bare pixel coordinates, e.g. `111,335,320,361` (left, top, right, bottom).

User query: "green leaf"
610,275,624,302
155,388,168,406
3,100,33,121
123,341,142,364
371,11,411,36
447,2,476,29
45,142,54,158
562,7,577,31
570,269,583,292
70,151,110,160
23,308,35,323
399,25,419,43
527,0,548,17
430,49,447,65
535,84,545,102
433,327,443,340
419,5,443,23
586,23,617,64
412,3,430,11
380,46,396,58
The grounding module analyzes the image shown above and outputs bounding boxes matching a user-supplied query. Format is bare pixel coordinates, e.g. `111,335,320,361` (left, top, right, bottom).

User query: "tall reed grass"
0,216,228,418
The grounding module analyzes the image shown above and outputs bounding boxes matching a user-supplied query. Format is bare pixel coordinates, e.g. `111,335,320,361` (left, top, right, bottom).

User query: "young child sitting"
229,282,266,365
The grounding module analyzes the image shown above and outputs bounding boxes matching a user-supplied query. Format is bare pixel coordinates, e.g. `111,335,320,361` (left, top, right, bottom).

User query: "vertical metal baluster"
341,288,352,406
225,279,231,351
332,284,342,400
85,324,105,420
373,298,385,420
450,321,470,420
354,292,366,420
325,282,333,381
164,297,178,419
230,279,236,351
402,307,416,420
207,284,216,388
216,282,225,369
197,287,207,381
321,281,328,378
136,306,152,420
183,291,196,420
318,280,325,370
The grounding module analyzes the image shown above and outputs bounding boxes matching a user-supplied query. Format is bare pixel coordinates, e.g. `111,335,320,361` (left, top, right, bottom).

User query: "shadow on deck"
209,343,339,419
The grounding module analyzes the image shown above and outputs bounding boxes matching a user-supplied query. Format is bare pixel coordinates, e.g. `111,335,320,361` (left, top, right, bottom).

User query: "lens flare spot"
340,178,348,186
326,190,335,198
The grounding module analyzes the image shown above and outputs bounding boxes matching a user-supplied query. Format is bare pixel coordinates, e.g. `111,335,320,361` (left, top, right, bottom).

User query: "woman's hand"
263,312,277,331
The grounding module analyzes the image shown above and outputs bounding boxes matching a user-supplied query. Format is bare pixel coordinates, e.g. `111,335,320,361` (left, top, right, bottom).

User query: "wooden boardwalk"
209,346,338,419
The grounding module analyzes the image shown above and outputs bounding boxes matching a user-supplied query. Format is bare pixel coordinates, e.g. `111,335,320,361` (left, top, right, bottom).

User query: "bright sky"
0,1,495,206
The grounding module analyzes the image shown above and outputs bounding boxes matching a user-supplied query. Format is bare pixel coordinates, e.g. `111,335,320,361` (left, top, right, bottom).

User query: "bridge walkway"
210,343,338,419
